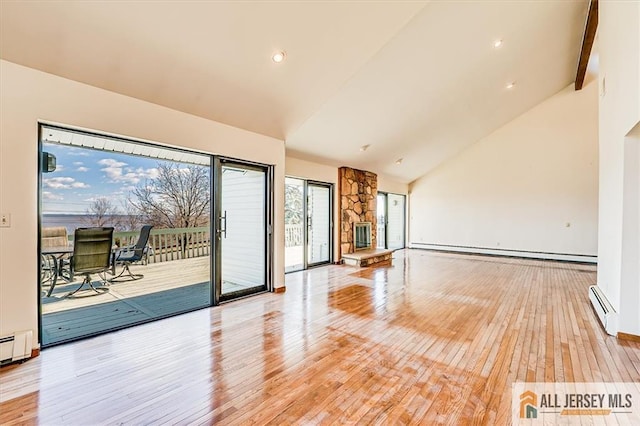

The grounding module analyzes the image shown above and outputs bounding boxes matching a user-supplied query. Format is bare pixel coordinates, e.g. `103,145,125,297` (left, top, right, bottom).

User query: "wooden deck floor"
2,250,640,424
41,257,213,345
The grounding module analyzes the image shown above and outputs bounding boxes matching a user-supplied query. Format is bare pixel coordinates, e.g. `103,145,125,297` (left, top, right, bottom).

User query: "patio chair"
110,225,153,282
41,226,69,248
41,227,70,297
66,227,114,297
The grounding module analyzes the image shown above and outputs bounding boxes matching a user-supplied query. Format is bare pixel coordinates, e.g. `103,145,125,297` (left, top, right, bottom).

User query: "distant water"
42,214,131,234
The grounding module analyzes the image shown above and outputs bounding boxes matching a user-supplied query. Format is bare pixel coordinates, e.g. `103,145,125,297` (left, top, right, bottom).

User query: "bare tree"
128,163,210,229
83,197,121,228
120,200,142,232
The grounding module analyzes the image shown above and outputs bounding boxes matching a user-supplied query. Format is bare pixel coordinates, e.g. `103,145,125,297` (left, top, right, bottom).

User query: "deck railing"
285,224,303,247
69,226,211,264
67,224,302,263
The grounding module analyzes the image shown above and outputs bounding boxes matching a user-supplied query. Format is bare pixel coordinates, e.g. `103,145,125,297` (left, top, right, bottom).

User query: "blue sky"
42,143,162,214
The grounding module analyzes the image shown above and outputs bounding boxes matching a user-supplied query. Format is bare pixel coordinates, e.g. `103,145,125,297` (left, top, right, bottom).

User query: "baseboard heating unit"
0,330,33,366
588,285,618,336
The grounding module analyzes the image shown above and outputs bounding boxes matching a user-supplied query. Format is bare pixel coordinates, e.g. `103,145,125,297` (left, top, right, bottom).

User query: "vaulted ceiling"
0,1,589,183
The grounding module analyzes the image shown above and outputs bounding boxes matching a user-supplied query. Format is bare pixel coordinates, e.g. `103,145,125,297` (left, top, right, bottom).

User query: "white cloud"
98,159,127,168
43,176,90,189
73,161,84,166
42,191,63,201
98,158,157,185
136,167,160,179
99,158,128,181
67,150,90,157
76,166,89,172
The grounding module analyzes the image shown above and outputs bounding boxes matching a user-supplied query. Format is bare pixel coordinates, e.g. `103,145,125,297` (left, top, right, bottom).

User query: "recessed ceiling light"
506,82,516,89
360,144,370,152
493,39,503,48
272,51,286,63
395,158,403,165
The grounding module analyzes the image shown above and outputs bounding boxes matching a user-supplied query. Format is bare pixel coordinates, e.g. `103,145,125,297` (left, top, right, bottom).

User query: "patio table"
41,245,73,296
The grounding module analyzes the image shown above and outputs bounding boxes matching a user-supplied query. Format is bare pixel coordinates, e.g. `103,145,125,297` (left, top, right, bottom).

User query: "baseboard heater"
410,242,597,263
588,285,618,336
0,330,33,366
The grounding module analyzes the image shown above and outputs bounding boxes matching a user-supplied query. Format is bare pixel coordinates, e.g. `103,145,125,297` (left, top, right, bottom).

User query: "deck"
42,256,227,345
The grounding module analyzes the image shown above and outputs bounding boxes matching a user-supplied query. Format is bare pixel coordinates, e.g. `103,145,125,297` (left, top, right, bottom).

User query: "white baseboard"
409,242,597,263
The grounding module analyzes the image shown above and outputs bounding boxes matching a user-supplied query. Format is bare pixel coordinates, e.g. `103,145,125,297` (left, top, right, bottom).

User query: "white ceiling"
0,1,589,183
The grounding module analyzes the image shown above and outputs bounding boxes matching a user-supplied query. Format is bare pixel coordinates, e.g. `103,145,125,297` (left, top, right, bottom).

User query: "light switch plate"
0,213,10,227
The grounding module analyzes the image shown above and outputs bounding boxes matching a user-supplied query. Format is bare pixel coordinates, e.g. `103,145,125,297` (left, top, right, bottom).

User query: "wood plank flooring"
2,249,639,425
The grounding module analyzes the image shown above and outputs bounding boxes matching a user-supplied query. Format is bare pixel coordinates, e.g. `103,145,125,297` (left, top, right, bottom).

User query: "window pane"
387,194,405,250
308,184,330,264
40,125,211,346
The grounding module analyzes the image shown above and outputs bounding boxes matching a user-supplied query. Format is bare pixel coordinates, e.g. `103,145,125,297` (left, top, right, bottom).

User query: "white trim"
409,242,597,263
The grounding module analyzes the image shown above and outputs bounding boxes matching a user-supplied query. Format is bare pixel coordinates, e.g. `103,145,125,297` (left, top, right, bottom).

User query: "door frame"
284,177,333,272
37,123,275,346
377,191,407,250
306,180,334,268
37,123,217,347
377,191,388,249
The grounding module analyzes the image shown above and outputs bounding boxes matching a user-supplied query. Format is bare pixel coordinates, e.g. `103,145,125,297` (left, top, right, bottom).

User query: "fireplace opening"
354,222,372,251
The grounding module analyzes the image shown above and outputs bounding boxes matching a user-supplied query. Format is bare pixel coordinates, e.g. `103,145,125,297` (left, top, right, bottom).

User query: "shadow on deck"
41,256,248,345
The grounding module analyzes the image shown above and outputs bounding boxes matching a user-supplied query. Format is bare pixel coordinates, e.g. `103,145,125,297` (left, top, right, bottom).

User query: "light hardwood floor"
1,250,639,425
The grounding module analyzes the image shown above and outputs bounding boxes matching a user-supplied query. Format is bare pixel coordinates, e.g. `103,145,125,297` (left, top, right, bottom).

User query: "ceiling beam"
575,0,598,90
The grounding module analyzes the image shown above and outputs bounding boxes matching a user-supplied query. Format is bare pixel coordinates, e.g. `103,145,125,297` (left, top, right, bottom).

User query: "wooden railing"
70,226,211,264
285,224,303,247
67,224,300,262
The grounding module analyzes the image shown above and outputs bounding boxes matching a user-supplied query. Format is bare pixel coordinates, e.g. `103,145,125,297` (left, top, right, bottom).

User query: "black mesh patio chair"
66,227,114,297
110,225,153,282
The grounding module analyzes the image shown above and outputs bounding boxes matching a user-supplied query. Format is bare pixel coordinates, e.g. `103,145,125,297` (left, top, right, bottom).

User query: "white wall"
620,124,640,335
285,156,409,195
285,156,338,185
378,174,409,195
597,0,640,336
409,82,599,260
0,60,286,346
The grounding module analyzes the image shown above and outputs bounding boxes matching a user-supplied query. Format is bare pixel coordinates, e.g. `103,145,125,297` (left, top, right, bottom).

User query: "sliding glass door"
284,178,305,272
38,124,274,346
376,192,406,250
285,178,333,272
216,160,269,302
377,193,387,249
39,125,212,346
386,193,406,250
307,183,331,266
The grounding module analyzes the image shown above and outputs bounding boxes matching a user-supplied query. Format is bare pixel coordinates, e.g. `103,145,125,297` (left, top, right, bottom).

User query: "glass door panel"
219,162,267,300
285,177,305,272
387,193,405,250
307,183,331,265
39,124,212,347
377,193,387,249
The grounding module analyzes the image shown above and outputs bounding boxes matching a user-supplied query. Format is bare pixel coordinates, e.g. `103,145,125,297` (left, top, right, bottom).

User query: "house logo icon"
520,390,538,419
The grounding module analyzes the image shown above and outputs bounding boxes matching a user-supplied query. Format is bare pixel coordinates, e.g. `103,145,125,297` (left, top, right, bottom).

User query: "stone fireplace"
338,166,377,256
